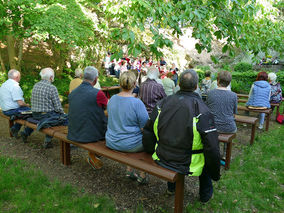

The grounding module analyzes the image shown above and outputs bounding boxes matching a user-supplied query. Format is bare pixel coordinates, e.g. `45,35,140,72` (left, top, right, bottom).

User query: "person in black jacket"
143,69,220,203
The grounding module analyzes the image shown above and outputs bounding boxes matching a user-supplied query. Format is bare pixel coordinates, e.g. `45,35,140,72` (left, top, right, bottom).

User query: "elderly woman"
268,72,282,104
106,71,149,184
162,72,175,96
246,71,271,129
207,71,238,133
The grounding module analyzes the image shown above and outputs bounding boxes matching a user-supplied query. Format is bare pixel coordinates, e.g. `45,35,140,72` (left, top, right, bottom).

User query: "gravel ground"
0,114,267,212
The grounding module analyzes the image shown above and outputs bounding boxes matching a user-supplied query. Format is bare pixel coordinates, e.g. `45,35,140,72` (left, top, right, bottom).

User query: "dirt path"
0,115,273,212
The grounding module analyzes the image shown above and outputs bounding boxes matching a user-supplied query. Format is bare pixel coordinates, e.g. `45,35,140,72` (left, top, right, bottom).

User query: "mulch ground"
0,112,275,212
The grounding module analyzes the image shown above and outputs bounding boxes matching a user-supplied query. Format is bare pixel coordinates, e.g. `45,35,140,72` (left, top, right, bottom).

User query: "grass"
0,157,116,212
187,124,284,212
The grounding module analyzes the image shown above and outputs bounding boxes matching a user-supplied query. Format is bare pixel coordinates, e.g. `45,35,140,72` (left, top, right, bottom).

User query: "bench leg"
225,142,232,170
60,140,71,165
9,120,14,137
250,124,256,145
265,113,270,131
275,106,280,120
174,174,185,213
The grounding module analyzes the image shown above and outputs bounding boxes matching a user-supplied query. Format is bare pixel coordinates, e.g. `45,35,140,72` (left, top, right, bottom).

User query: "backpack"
276,114,284,124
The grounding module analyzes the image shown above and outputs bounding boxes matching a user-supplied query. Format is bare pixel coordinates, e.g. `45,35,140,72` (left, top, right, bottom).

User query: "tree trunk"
0,46,6,72
6,35,18,70
17,39,24,72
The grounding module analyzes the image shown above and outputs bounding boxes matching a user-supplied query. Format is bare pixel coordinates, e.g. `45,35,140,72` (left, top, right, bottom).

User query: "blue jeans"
259,113,265,125
167,166,213,202
32,111,61,142
3,107,34,136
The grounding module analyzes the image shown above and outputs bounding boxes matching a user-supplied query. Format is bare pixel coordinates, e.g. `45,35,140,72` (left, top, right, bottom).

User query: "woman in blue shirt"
106,71,149,184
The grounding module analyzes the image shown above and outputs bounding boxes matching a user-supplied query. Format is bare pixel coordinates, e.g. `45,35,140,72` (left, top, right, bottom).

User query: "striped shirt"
31,80,63,113
139,78,166,114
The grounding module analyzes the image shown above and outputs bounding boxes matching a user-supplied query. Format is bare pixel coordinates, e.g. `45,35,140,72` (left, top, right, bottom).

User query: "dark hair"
256,71,268,81
217,71,232,87
179,69,198,92
205,71,211,77
166,72,174,78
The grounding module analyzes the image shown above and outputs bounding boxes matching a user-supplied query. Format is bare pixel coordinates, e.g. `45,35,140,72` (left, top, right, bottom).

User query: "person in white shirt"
0,69,33,141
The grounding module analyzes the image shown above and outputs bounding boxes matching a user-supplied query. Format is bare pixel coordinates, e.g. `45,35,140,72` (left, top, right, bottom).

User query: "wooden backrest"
218,133,236,143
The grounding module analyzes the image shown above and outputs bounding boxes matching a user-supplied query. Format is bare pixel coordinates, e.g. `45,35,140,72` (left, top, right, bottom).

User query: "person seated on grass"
246,71,271,129
162,72,175,96
31,68,65,148
139,67,166,114
0,69,33,142
268,72,282,110
68,66,108,169
206,71,237,134
69,68,83,93
106,71,149,184
143,69,220,202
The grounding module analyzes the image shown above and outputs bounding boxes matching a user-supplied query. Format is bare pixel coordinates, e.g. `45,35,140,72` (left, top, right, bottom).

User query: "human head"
268,72,277,83
205,71,211,78
83,66,98,85
179,69,199,92
256,71,268,81
75,68,83,78
119,71,136,90
147,67,159,80
217,71,232,87
129,69,138,80
8,69,21,82
40,68,54,82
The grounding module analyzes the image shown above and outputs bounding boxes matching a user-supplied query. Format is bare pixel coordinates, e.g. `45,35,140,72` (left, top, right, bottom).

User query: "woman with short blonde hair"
106,71,149,184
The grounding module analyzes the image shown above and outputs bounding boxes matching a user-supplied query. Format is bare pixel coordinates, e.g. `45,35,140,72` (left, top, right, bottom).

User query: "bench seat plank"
235,115,258,145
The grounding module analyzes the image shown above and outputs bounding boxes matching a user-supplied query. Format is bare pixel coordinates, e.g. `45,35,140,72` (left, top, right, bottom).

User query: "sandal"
137,174,149,185
126,170,138,180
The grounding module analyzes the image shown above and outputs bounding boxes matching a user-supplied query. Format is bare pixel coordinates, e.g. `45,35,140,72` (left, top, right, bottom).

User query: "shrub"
234,62,253,72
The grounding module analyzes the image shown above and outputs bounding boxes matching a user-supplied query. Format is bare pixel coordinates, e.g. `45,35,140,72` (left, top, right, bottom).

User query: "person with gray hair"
139,66,166,114
31,67,64,148
0,69,33,141
68,66,108,170
268,72,282,104
143,69,220,203
69,68,83,93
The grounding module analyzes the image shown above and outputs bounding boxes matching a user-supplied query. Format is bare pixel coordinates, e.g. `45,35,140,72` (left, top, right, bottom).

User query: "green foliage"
194,68,205,83
0,156,117,212
234,62,253,72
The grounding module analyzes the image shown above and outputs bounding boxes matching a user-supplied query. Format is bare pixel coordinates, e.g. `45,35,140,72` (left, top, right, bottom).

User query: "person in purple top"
139,67,166,114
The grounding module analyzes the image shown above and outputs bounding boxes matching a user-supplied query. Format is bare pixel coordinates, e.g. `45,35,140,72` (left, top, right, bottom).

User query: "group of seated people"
0,63,282,204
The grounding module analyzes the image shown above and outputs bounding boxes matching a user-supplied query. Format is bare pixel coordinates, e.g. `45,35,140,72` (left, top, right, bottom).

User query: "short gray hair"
179,69,199,92
8,69,20,79
147,67,159,80
84,66,98,81
75,68,83,78
268,72,277,83
40,68,54,81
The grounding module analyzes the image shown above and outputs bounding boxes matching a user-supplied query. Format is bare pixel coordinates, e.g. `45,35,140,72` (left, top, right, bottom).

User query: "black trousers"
167,166,213,202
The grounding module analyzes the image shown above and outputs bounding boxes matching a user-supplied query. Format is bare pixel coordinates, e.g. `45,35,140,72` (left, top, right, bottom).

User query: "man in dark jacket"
143,69,220,203
68,66,108,169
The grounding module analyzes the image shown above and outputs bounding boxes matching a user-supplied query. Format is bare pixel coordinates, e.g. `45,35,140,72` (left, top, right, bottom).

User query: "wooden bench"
218,133,236,170
235,115,258,145
237,93,282,120
0,112,235,212
101,86,121,98
237,106,272,131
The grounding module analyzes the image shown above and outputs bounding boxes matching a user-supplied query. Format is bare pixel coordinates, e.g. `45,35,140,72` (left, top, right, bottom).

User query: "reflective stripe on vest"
152,107,161,161
189,116,205,176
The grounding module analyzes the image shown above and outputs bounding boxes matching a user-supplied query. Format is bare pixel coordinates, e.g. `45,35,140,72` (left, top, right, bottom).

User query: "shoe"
200,194,213,204
87,157,103,170
10,128,19,139
126,170,138,180
220,159,226,166
43,141,53,149
258,124,263,129
20,131,28,143
137,174,149,185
